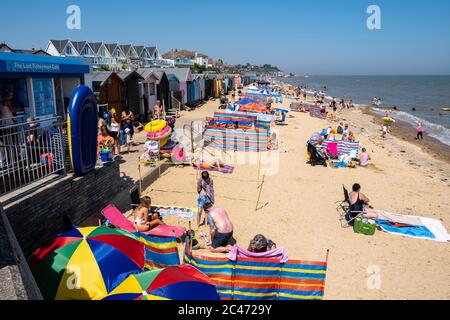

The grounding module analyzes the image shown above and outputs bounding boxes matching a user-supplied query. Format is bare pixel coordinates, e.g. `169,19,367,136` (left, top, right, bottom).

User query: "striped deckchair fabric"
136,234,181,270
184,250,327,300
309,105,328,119
320,140,360,156
204,127,269,152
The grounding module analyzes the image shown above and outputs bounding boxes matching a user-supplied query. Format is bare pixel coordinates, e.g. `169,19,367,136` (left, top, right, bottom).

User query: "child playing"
359,148,370,167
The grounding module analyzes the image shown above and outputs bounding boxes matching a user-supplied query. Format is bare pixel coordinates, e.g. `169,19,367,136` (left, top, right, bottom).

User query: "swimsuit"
212,231,234,249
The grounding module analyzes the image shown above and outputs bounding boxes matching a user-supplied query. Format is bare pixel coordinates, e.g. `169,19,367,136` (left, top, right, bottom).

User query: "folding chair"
130,185,141,209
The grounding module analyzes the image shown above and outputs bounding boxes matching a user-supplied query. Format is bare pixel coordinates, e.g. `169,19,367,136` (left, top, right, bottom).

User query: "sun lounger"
184,242,328,300
101,204,186,239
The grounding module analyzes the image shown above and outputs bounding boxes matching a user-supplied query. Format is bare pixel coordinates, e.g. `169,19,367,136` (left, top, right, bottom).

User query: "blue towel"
376,220,436,239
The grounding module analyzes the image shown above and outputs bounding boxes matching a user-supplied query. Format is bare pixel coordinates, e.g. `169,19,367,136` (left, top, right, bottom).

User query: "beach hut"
234,75,241,89
153,70,171,112
204,74,215,99
164,68,192,105
92,71,124,112
137,68,159,119
117,71,144,116
187,79,196,107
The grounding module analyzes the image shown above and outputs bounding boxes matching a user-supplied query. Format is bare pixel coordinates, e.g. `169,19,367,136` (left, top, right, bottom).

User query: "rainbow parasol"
30,226,145,300
103,265,220,300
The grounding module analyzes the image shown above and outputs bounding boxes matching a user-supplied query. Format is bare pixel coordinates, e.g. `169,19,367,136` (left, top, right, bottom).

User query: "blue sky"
1,0,449,75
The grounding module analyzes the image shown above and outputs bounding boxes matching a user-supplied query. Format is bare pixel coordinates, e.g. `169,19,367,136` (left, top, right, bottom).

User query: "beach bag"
353,217,377,236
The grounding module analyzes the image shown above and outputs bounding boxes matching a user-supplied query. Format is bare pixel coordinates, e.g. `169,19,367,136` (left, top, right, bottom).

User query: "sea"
281,75,450,146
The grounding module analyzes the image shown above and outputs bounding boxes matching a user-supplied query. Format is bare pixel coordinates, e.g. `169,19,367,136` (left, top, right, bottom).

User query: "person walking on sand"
197,171,215,228
417,122,425,140
381,124,388,139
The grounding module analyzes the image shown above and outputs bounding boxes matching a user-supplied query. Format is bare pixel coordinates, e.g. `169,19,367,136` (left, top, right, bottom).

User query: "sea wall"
3,162,123,258
0,207,42,300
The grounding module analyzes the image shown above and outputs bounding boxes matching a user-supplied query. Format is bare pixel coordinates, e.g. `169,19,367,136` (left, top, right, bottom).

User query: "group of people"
131,169,277,255
97,106,135,157
310,123,370,167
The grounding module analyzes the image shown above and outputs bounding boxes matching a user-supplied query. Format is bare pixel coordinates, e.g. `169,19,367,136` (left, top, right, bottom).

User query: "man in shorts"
204,203,235,253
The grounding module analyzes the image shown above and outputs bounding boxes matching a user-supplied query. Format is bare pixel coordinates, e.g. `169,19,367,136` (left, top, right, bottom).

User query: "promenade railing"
0,117,67,196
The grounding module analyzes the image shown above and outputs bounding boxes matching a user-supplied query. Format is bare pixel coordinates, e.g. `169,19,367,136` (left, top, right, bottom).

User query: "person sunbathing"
204,203,235,253
248,234,277,253
347,184,378,223
133,196,165,232
348,132,356,142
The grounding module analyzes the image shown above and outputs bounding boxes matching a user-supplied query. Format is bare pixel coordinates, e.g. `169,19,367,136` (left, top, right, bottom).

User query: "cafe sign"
6,61,60,73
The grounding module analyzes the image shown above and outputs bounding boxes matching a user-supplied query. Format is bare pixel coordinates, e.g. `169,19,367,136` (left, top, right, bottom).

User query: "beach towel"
152,205,196,220
321,140,360,156
101,205,186,239
135,233,180,269
193,163,235,174
326,142,339,157
370,210,450,243
227,245,289,263
184,242,328,300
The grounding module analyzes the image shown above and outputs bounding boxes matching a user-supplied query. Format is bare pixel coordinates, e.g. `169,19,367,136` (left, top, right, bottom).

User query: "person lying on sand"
133,196,165,232
204,203,236,253
248,234,277,253
347,184,378,224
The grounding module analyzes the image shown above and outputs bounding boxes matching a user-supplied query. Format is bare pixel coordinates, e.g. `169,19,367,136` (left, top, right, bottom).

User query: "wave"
372,108,450,146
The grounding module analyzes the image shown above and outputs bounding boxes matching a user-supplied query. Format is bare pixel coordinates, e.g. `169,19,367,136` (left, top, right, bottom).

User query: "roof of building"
162,49,208,59
146,47,157,57
88,42,104,55
71,41,87,54
91,71,121,85
49,40,69,53
104,43,118,54
116,70,144,81
163,67,191,82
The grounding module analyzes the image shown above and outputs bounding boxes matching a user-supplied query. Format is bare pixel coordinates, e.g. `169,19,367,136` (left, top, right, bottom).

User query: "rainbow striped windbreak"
135,234,180,270
184,250,327,300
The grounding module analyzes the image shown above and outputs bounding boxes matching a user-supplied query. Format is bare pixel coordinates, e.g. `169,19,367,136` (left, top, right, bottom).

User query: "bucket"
100,150,112,162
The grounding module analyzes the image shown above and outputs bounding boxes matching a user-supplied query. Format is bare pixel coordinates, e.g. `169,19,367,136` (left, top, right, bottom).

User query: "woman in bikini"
133,196,165,232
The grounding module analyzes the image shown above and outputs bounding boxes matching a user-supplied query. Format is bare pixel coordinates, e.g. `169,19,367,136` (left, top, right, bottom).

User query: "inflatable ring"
146,125,170,138
160,136,169,148
144,120,167,133
383,117,396,124
147,127,172,141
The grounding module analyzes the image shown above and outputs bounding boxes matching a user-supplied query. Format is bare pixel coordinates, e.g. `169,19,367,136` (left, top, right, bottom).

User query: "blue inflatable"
68,85,98,176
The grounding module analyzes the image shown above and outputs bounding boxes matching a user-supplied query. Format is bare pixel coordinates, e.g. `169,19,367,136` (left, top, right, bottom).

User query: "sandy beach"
135,91,450,300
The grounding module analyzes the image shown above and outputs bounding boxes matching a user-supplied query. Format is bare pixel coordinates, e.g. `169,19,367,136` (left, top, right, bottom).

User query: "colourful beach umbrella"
103,265,220,300
239,102,268,113
30,226,145,300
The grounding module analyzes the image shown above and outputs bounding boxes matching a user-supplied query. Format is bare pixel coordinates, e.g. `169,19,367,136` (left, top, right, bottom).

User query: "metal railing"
169,94,182,118
0,117,67,196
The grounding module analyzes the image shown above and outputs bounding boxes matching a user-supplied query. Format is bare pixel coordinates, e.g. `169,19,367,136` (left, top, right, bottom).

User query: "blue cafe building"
0,52,91,122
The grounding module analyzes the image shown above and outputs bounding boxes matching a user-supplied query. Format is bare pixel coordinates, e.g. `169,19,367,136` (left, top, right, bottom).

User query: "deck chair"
101,204,186,239
336,185,364,228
